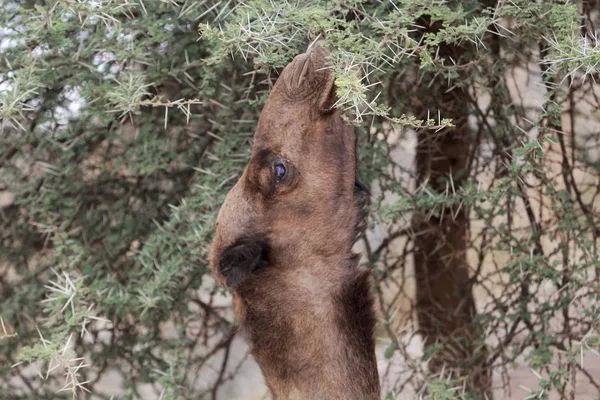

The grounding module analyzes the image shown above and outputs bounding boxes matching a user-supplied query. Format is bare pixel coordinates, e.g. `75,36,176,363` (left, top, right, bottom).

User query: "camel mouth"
292,53,311,89
280,41,332,101
217,234,270,289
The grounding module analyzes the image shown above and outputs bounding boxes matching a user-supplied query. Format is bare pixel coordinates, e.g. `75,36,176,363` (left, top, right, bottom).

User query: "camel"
209,42,380,400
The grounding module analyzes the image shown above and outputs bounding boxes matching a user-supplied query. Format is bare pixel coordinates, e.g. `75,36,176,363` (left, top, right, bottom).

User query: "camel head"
210,42,365,290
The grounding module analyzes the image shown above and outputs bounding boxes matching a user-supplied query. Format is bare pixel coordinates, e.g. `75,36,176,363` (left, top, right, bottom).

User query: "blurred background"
1,0,599,399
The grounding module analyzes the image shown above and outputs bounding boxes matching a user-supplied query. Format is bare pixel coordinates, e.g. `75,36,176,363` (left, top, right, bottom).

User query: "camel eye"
273,162,287,182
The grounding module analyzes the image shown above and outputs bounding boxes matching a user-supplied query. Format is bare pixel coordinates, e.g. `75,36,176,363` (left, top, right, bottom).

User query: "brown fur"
209,42,380,399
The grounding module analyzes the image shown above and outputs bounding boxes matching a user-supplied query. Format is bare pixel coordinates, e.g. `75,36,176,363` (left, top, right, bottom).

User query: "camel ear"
218,236,269,290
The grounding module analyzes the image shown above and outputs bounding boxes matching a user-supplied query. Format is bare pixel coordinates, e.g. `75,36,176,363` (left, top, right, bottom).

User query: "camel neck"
237,260,380,400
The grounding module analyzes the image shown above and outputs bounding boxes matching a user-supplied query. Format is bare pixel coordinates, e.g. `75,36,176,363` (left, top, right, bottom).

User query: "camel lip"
306,37,328,57
296,54,311,88
280,41,330,95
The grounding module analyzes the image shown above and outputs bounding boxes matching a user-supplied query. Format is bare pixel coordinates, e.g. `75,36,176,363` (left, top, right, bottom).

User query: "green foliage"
1,0,599,399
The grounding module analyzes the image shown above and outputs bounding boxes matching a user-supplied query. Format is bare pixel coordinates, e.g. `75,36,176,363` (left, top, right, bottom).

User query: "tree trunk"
412,20,492,399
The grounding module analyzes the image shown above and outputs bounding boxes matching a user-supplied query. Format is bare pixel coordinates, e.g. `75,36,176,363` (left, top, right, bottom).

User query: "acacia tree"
1,1,599,399
411,23,491,396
